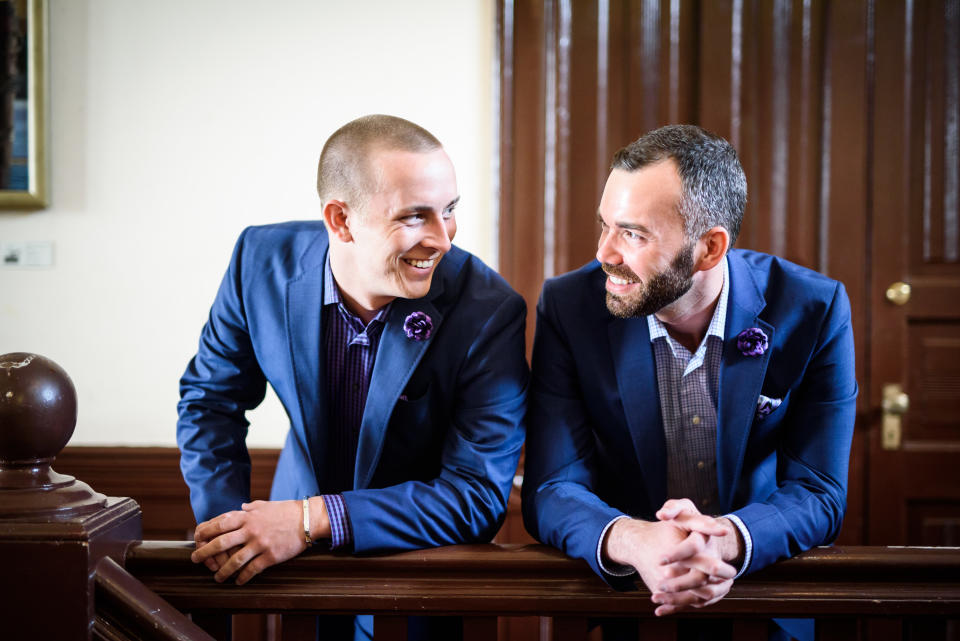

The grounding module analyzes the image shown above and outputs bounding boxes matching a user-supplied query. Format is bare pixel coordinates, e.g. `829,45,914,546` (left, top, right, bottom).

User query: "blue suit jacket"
177,222,527,553
522,249,857,586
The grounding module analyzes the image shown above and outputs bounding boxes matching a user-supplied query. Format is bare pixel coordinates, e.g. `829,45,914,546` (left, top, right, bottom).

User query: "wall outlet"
1,241,54,268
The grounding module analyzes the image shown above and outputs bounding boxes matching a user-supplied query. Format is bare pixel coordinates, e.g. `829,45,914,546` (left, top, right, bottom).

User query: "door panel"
869,0,960,545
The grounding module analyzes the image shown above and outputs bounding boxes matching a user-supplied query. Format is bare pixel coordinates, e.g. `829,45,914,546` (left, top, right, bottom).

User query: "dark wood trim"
54,447,280,540
125,541,960,618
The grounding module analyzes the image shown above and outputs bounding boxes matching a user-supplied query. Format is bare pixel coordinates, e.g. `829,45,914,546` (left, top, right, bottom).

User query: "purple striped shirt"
319,255,390,550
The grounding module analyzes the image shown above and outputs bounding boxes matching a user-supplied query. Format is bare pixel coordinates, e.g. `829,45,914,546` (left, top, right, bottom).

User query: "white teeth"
404,258,435,269
609,275,633,286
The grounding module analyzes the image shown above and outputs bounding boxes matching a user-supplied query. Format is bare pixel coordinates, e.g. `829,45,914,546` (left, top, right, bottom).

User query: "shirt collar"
647,255,730,344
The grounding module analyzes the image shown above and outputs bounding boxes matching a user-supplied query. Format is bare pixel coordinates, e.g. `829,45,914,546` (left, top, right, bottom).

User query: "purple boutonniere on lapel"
403,311,433,341
737,327,768,357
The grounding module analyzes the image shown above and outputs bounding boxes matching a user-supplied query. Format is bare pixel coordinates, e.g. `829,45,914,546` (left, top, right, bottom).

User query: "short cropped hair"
317,114,442,208
611,125,746,245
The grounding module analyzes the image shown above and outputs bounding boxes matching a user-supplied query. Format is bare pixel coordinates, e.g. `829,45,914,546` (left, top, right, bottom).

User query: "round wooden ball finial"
0,352,77,461
0,352,106,518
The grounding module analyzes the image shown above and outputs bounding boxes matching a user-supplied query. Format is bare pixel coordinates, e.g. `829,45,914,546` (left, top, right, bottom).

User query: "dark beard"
605,243,696,318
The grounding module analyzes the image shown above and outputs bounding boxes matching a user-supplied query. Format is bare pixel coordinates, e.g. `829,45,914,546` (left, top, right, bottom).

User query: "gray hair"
611,124,746,245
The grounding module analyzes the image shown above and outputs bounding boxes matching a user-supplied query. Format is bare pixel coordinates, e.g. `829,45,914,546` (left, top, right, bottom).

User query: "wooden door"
869,0,960,546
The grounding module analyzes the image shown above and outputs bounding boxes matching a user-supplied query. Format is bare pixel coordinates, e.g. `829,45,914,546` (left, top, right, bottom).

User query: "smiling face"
331,147,459,315
596,159,696,318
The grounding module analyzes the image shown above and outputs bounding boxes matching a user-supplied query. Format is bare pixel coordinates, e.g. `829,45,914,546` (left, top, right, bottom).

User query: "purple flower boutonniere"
403,311,433,341
737,327,768,357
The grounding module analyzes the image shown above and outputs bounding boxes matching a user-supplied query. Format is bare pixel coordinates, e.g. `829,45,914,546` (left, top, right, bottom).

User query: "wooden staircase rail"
94,555,217,641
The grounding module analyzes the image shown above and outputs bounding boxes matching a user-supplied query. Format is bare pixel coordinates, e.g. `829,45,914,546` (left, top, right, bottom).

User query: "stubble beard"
604,243,696,318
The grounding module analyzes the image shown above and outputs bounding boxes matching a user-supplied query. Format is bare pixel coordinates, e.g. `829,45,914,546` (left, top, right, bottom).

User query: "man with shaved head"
178,115,527,640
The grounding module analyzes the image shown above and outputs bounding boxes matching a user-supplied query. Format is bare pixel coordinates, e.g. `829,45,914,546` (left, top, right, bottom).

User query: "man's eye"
442,208,456,219
402,214,424,224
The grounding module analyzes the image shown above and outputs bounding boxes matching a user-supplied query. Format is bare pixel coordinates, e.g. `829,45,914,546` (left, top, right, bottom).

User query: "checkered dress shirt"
318,256,390,550
646,260,728,515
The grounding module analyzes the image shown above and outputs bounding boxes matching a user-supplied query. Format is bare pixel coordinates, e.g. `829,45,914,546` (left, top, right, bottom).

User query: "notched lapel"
285,243,328,493
717,253,773,512
354,297,444,490
609,317,667,513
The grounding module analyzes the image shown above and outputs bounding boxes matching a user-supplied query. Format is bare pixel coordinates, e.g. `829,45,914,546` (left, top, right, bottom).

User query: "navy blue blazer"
178,222,527,553
522,249,857,586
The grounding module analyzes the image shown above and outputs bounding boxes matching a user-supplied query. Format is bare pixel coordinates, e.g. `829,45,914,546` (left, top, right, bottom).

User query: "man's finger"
214,545,258,583
235,555,271,586
665,513,728,537
194,511,244,542
660,531,707,564
661,554,737,581
655,498,699,520
192,530,247,564
657,568,711,594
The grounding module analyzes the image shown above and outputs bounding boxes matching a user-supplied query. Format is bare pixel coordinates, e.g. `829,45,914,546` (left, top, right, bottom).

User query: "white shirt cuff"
724,513,753,578
596,515,636,577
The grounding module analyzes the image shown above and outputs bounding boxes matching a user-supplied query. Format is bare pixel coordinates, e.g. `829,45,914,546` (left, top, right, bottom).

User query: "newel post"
0,352,142,640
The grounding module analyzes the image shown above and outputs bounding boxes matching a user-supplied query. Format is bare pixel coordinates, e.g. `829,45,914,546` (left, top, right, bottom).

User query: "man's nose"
424,216,453,254
596,230,620,265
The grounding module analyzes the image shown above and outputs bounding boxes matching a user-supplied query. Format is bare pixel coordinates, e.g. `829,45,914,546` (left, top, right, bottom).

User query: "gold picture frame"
0,0,46,209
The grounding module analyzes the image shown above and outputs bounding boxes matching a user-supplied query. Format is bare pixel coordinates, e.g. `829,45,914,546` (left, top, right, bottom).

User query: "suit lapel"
353,286,447,490
285,235,328,492
609,314,667,513
716,252,773,512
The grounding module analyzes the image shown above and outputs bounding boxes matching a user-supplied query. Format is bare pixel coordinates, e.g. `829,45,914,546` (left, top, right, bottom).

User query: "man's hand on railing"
191,498,330,585
602,501,737,616
652,499,742,615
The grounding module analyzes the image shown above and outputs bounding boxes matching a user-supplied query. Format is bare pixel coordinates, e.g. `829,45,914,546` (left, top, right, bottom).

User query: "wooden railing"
94,556,216,641
123,541,960,641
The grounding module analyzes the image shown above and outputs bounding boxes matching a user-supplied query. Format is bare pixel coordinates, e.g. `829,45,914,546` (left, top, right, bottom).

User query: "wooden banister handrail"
124,542,960,619
94,556,217,641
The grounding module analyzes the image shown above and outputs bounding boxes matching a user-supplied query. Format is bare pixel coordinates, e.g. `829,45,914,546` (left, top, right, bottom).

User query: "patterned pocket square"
756,395,782,420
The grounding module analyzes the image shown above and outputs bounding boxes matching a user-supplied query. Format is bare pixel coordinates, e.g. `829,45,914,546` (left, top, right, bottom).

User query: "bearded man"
522,125,856,641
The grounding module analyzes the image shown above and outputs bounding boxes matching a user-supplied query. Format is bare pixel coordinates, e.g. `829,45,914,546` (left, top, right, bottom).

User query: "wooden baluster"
191,613,231,641
863,618,898,641
731,618,769,641
549,616,589,641
232,613,269,641
463,616,499,641
638,619,677,641
279,614,316,641
904,617,948,641
816,619,859,641
374,615,408,641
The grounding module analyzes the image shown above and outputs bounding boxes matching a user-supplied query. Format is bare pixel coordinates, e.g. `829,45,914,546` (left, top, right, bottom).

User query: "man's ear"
695,226,730,272
323,199,353,243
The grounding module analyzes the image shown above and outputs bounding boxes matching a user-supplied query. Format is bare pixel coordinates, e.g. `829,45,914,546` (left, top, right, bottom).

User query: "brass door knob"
885,282,911,305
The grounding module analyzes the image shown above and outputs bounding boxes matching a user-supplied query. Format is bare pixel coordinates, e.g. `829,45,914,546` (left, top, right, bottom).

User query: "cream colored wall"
0,0,496,446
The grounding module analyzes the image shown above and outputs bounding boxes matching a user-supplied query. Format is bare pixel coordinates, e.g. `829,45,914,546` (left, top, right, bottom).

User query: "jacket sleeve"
521,282,635,590
177,228,266,523
342,293,528,553
731,281,858,573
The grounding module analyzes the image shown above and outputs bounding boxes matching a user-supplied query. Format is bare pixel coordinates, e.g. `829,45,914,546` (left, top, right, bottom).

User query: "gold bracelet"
302,497,313,546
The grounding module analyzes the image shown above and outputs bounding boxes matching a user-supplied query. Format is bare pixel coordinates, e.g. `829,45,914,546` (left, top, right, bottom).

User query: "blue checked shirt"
318,256,390,550
599,258,753,578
